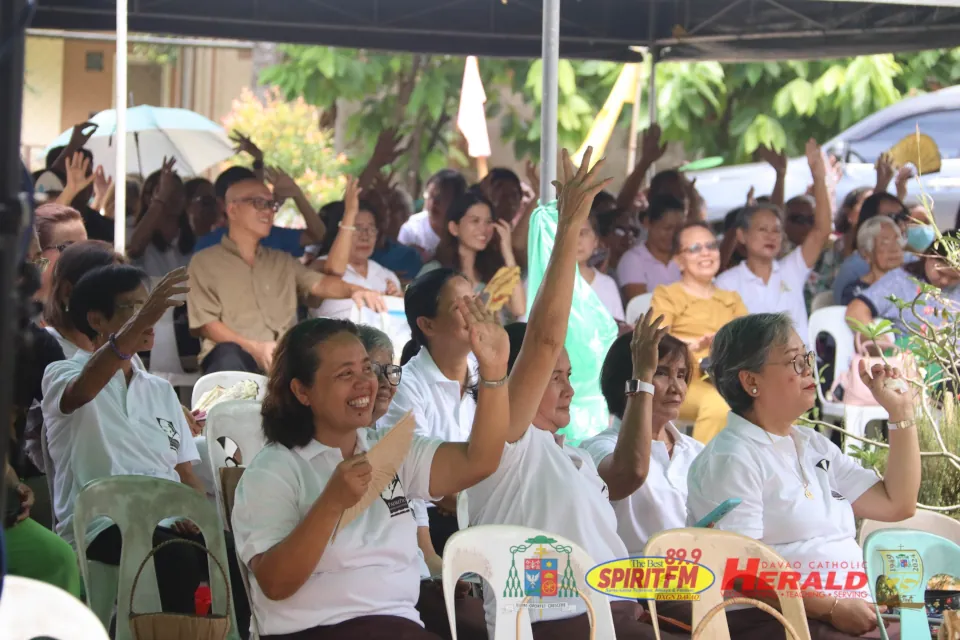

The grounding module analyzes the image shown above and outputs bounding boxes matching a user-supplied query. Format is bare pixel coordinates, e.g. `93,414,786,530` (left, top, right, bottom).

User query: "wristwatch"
889,419,916,430
625,379,655,396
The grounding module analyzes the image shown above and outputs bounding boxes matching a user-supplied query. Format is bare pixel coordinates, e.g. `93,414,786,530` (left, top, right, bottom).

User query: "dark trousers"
531,601,680,639
86,524,251,639
416,580,487,640
201,342,262,375
262,616,441,640
428,509,459,557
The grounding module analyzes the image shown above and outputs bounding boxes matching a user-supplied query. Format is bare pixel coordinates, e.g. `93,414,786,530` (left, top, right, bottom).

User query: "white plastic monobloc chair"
645,528,812,640
442,524,616,640
0,576,110,640
859,509,960,547
843,404,889,455
191,372,268,410
810,291,835,313
625,293,654,326
149,306,200,390
807,306,855,424
203,400,265,527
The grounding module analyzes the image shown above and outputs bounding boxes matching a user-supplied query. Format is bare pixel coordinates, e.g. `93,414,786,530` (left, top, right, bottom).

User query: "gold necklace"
764,430,814,500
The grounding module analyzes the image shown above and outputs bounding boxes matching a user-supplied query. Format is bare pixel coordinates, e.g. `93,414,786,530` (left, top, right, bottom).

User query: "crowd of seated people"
10,112,954,640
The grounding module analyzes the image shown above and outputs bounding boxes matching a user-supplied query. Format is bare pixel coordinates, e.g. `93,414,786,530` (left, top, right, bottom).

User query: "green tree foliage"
261,46,960,185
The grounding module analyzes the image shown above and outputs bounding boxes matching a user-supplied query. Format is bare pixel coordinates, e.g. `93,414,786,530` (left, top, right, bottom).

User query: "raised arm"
757,145,787,208
320,179,361,277
427,296,511,497
128,158,178,258
55,153,94,207
265,167,327,246
511,161,540,270
50,122,97,174
507,148,612,444
617,126,666,211
801,139,833,268
596,311,667,500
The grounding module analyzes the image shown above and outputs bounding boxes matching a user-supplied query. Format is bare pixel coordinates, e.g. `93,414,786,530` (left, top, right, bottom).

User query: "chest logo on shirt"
815,458,830,472
156,418,180,452
504,535,579,607
380,474,411,518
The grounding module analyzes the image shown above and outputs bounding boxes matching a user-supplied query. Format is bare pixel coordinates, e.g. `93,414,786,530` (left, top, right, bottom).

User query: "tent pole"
115,0,128,253
539,0,560,200
647,46,659,176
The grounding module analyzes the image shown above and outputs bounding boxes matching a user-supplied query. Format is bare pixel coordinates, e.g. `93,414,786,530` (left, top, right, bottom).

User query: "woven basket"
129,538,232,640
691,596,803,640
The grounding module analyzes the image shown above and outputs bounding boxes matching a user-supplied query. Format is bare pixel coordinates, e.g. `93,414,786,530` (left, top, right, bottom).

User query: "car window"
847,110,960,164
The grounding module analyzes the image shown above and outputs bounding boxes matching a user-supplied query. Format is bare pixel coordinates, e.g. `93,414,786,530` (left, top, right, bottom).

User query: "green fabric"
5,517,82,598
526,202,618,445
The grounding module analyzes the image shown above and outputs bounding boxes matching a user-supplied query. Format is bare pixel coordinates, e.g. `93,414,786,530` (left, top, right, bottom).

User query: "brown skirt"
651,601,901,640
261,615,441,640
530,600,688,640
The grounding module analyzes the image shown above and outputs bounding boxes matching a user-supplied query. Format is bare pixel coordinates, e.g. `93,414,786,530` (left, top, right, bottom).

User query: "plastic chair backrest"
860,511,960,547
810,291,834,313
863,528,960,640
205,400,265,525
217,466,260,639
148,306,198,389
40,423,58,528
456,491,469,531
191,372,268,410
441,524,616,640
73,475,240,640
807,306,855,407
0,576,110,639
645,528,812,640
625,293,654,326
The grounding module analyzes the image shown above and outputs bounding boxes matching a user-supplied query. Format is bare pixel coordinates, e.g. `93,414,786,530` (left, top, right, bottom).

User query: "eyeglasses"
115,302,145,314
893,211,912,225
42,241,75,254
30,257,50,273
680,240,720,255
236,197,281,213
780,351,816,375
372,362,402,386
354,225,378,239
787,214,814,226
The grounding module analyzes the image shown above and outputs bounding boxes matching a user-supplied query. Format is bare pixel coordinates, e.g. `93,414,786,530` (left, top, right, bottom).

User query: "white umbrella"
45,105,235,179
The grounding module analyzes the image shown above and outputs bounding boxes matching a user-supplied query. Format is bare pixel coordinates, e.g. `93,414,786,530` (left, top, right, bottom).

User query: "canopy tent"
32,0,960,62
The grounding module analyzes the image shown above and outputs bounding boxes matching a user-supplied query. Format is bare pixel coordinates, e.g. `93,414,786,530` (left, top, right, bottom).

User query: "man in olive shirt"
188,179,384,373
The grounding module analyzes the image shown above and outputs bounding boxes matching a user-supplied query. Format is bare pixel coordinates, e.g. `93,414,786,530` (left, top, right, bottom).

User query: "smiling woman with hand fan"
229,302,510,639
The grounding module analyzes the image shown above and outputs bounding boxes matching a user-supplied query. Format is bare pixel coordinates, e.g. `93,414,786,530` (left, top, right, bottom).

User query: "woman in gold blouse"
650,222,748,443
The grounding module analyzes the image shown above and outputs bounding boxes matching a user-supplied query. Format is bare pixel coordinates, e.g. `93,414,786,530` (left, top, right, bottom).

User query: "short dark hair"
645,194,686,225
426,169,468,203
591,191,617,215
710,313,793,415
261,318,359,449
68,264,148,340
404,268,464,349
836,186,873,234
600,332,692,419
649,170,682,198
184,177,214,201
400,339,420,365
214,166,257,201
596,207,631,237
45,146,92,170
488,167,521,189
316,199,381,256
672,221,713,255
852,192,907,251
44,240,124,331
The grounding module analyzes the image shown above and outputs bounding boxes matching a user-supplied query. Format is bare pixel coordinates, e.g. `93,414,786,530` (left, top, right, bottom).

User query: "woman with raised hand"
230,298,510,639
465,149,682,640
687,312,918,639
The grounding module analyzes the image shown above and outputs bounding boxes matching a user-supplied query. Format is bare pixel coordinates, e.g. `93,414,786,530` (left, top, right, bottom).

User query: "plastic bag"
525,202,618,445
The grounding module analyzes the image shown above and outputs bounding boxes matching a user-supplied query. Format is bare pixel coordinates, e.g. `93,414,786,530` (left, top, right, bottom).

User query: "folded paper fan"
888,133,941,174
331,412,416,540
482,266,521,313
194,386,227,413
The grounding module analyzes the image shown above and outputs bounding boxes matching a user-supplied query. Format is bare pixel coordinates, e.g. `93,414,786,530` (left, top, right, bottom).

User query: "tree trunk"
251,42,282,100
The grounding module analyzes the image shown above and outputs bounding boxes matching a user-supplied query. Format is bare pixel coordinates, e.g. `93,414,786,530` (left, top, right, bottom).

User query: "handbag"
831,333,913,406
129,538,232,640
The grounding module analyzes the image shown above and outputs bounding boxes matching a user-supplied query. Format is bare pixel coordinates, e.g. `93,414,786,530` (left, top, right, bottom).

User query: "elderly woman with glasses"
838,216,905,305
649,222,748,443
310,181,402,322
687,312,919,640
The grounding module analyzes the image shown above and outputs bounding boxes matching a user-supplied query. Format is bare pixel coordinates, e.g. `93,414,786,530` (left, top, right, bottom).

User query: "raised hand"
64,152,95,193
553,146,613,229
895,164,914,200
858,361,915,423
757,145,788,174
640,125,667,165
120,267,190,352
805,138,827,181
746,185,757,206
631,310,669,380
343,177,361,219
875,152,896,191
324,455,373,511
265,166,303,202
93,166,113,206
456,295,509,380
155,157,180,206
524,160,541,201
230,131,263,162
69,121,98,149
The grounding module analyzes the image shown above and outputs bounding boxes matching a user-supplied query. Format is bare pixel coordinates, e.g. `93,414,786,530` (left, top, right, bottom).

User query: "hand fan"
482,266,521,313
331,412,416,541
888,133,941,174
194,386,226,412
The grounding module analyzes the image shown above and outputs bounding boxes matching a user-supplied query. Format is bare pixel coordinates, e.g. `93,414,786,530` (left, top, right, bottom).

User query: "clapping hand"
457,295,509,382
631,310,669,381
858,361,915,423
553,146,613,230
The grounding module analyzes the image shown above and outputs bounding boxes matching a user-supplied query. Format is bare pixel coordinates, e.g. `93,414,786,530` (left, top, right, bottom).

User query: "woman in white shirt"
687,312,918,639
576,213,626,325
310,181,401,322
464,149,680,640
230,305,510,640
581,312,703,556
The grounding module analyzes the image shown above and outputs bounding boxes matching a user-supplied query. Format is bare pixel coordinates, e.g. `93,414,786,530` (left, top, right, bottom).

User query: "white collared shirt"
465,426,629,635
310,257,401,323
714,246,812,344
41,350,199,548
589,271,626,322
616,242,681,292
397,211,441,257
580,419,704,556
382,347,477,526
232,429,442,634
686,413,879,598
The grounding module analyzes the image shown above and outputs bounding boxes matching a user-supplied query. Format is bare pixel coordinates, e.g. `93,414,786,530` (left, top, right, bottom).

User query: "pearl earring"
751,388,758,395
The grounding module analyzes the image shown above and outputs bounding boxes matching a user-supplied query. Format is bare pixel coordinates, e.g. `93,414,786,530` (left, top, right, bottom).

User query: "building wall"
60,39,115,131
21,37,65,168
